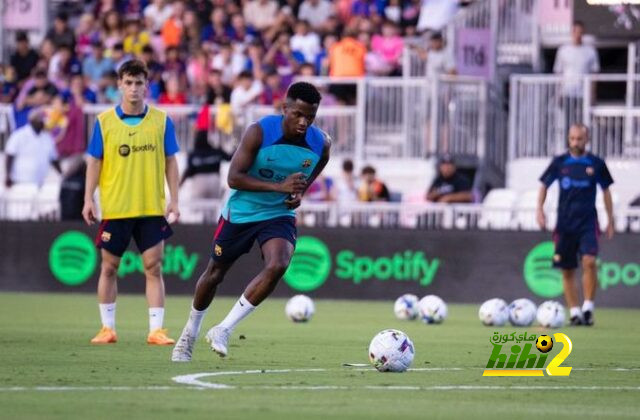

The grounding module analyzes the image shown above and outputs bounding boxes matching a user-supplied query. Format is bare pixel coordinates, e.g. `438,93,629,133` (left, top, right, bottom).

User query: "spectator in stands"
181,9,202,54
384,0,402,24
371,20,404,76
329,28,366,78
83,40,115,87
426,154,473,203
0,66,18,103
66,73,98,105
314,34,337,75
76,13,100,58
10,32,39,85
59,160,87,220
101,10,124,55
260,70,286,107
161,1,185,48
15,69,59,127
306,175,334,201
180,131,233,199
416,0,458,34
98,70,121,103
46,12,76,50
206,69,232,105
201,8,231,46
334,158,359,203
211,42,247,86
554,21,600,139
144,0,174,33
123,18,150,56
298,63,316,76
159,74,187,104
425,32,456,78
111,42,132,71
54,94,86,169
291,20,321,64
48,44,82,89
229,13,259,45
230,70,264,119
359,165,391,202
264,31,305,84
298,0,335,33
4,108,61,189
243,0,279,32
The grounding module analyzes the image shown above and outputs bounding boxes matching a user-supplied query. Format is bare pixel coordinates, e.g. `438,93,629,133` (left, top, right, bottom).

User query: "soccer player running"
83,60,181,345
537,123,614,326
172,82,331,361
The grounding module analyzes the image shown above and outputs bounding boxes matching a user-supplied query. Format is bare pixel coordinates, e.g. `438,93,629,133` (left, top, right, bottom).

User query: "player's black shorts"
211,216,297,263
95,216,173,257
552,229,599,269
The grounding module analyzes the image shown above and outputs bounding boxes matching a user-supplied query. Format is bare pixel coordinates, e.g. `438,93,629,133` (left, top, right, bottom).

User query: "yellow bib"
97,106,167,219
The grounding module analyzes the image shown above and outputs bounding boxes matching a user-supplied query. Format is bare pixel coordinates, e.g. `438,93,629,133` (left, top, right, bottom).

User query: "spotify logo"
283,236,332,292
49,231,97,286
523,241,563,298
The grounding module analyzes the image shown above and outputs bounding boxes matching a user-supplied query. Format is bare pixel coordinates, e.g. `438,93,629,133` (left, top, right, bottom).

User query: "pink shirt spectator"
56,103,86,158
371,34,403,66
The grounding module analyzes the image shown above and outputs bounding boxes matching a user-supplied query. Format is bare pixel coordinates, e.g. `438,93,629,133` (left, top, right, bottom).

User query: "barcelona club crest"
302,159,312,168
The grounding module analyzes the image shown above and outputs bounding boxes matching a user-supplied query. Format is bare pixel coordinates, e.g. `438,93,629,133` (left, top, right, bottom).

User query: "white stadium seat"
478,188,518,230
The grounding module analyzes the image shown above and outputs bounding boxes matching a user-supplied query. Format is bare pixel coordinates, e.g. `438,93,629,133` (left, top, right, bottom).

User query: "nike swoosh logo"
267,158,276,162
239,302,244,307
128,132,136,136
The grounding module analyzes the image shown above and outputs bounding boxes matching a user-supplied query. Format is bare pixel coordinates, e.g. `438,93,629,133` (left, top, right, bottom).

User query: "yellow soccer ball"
536,335,554,353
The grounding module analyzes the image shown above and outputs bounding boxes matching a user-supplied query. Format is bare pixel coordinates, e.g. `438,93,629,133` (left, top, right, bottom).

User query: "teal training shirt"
221,115,325,223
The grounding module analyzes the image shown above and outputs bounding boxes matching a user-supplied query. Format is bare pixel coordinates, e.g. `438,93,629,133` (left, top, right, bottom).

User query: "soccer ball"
368,329,415,372
418,295,448,324
285,295,315,322
508,298,537,327
478,298,509,326
536,300,565,328
536,335,554,353
393,294,419,320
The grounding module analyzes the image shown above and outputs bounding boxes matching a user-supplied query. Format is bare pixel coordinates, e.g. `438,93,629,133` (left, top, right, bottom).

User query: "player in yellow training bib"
83,60,181,346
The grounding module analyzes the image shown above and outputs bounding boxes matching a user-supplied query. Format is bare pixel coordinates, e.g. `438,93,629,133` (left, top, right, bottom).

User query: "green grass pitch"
0,293,639,419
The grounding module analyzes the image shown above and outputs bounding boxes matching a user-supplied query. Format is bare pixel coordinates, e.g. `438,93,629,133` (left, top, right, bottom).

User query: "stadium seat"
5,183,39,221
478,188,518,230
506,158,550,193
37,183,61,220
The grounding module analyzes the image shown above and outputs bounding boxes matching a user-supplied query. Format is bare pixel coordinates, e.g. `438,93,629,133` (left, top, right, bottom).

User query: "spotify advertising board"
1,221,639,307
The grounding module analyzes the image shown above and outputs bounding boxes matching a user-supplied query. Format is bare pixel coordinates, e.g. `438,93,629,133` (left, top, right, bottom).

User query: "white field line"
1,367,638,393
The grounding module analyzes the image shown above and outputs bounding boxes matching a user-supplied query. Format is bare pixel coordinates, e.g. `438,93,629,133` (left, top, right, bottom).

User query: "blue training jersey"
221,115,325,223
539,152,613,233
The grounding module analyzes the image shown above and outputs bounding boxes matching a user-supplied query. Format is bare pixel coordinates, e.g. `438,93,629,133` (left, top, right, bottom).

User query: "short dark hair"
16,31,28,43
430,32,444,41
361,165,376,175
237,70,253,80
286,82,321,105
118,59,149,80
342,159,354,173
573,20,585,28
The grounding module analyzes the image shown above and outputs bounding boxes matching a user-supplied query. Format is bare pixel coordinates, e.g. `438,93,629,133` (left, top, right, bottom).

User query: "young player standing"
83,60,181,345
172,82,331,361
537,123,614,326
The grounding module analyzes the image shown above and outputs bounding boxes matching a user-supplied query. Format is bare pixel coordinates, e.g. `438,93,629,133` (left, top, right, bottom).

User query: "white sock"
99,303,116,330
582,300,594,312
217,295,256,332
149,307,165,332
570,306,582,318
185,305,207,337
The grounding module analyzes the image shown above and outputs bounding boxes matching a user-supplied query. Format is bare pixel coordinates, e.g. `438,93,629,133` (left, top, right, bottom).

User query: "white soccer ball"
508,298,537,327
393,294,420,320
478,298,509,326
536,300,565,328
368,329,415,372
418,295,448,324
285,295,315,322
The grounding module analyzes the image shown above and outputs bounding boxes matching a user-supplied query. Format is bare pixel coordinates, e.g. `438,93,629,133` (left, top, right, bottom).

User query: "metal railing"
509,74,640,160
2,197,638,232
1,76,506,172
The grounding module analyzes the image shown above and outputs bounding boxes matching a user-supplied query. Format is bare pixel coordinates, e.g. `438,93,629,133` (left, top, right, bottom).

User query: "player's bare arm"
82,156,102,225
165,155,180,223
603,188,614,239
285,133,332,210
536,184,548,230
227,123,306,194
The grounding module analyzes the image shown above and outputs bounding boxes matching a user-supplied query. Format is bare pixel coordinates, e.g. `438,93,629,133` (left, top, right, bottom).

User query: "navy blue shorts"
552,229,599,269
95,216,173,257
211,216,297,263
